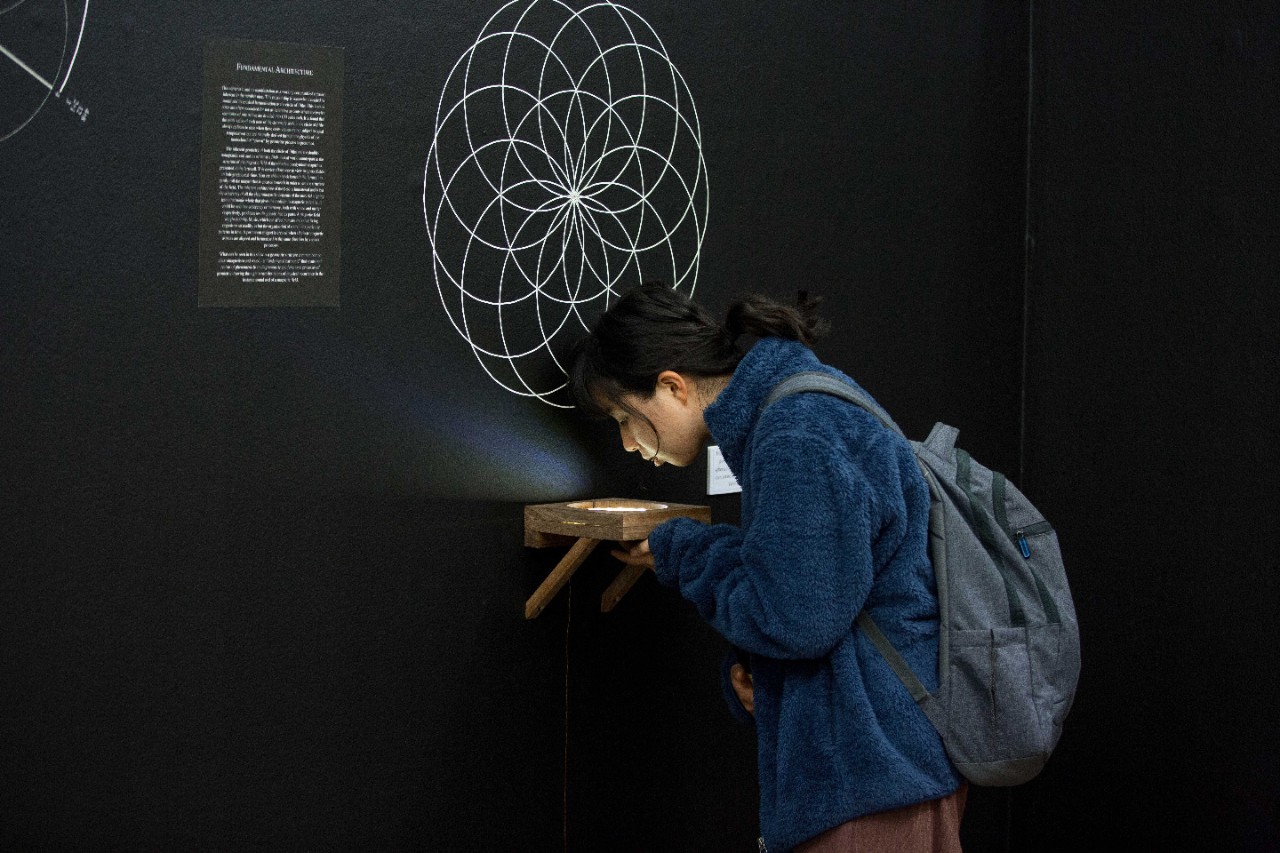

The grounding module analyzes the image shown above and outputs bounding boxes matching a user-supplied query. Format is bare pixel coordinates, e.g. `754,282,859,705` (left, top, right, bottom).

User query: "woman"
569,283,966,852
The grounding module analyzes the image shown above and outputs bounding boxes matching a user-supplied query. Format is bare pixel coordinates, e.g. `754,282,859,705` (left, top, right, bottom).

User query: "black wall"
1016,4,1280,851
2,2,1275,851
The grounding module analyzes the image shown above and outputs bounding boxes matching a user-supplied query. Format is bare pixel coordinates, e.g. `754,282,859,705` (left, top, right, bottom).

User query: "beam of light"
395,386,592,500
258,320,593,501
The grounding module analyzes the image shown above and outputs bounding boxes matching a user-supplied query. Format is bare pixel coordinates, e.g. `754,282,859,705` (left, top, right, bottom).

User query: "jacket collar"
703,337,825,473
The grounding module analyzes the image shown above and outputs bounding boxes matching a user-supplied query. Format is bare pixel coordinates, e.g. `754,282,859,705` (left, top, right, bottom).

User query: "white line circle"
0,0,70,142
423,0,709,407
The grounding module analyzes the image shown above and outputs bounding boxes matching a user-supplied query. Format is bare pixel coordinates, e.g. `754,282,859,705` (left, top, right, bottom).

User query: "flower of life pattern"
422,0,709,407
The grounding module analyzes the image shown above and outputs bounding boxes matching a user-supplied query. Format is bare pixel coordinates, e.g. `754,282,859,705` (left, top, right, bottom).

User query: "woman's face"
605,372,709,467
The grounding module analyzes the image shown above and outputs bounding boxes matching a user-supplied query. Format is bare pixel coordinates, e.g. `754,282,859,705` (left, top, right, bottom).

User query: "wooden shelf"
522,498,711,618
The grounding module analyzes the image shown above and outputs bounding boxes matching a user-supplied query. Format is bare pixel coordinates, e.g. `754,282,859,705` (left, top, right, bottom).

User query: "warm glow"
566,499,669,513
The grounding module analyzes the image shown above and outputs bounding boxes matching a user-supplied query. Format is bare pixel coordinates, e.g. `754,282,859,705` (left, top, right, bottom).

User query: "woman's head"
569,283,736,416
569,283,828,464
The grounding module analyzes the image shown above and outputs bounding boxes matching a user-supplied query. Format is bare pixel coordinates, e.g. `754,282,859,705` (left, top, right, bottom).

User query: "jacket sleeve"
649,427,883,660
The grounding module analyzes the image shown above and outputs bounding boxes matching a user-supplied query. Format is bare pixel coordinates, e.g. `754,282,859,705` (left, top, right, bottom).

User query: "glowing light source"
568,499,668,513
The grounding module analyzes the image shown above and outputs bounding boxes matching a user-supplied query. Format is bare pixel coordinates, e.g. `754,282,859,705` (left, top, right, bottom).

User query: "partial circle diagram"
423,0,709,407
0,0,89,142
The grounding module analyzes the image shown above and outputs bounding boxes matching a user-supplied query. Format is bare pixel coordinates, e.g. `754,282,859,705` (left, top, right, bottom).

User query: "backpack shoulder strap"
857,611,944,727
762,371,945,720
761,371,908,438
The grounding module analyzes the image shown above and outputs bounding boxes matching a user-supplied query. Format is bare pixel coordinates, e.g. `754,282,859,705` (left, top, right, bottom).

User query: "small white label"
706,446,742,495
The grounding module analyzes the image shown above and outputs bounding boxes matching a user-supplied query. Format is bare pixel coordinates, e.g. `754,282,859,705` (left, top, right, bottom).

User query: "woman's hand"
610,538,654,571
729,662,755,716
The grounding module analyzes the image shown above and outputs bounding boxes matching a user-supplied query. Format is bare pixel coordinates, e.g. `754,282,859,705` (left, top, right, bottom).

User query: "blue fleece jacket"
648,338,960,851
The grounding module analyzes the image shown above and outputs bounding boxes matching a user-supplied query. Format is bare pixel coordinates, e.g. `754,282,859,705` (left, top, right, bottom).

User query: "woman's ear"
655,370,690,404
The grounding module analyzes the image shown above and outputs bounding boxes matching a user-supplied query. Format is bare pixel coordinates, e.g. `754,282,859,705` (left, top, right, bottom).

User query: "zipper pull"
1016,530,1031,559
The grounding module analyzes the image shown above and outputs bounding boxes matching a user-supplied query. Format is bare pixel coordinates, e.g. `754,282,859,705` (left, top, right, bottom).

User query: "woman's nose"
618,423,638,452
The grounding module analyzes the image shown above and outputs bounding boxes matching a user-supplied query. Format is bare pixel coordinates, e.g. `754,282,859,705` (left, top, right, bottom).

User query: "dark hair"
569,282,828,418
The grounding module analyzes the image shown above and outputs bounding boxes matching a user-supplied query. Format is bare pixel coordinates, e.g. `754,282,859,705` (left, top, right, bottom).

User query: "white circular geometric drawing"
0,0,89,142
422,0,709,407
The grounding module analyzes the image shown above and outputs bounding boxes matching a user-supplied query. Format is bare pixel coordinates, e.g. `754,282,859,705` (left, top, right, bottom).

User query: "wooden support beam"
600,563,648,613
524,536,601,620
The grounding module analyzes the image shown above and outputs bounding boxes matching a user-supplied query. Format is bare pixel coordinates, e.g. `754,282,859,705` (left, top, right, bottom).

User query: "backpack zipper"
1014,521,1054,559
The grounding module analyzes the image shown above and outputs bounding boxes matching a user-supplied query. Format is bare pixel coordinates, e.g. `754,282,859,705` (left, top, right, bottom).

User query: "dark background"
1,2,1276,851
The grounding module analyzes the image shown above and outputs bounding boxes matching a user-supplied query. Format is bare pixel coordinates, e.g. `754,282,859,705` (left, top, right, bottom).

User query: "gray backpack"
763,372,1080,786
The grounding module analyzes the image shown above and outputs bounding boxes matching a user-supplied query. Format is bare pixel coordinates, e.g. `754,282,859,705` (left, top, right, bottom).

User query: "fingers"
729,663,755,715
609,538,654,569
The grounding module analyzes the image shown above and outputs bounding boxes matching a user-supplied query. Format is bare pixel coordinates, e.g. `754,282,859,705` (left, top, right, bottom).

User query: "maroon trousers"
794,783,968,853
